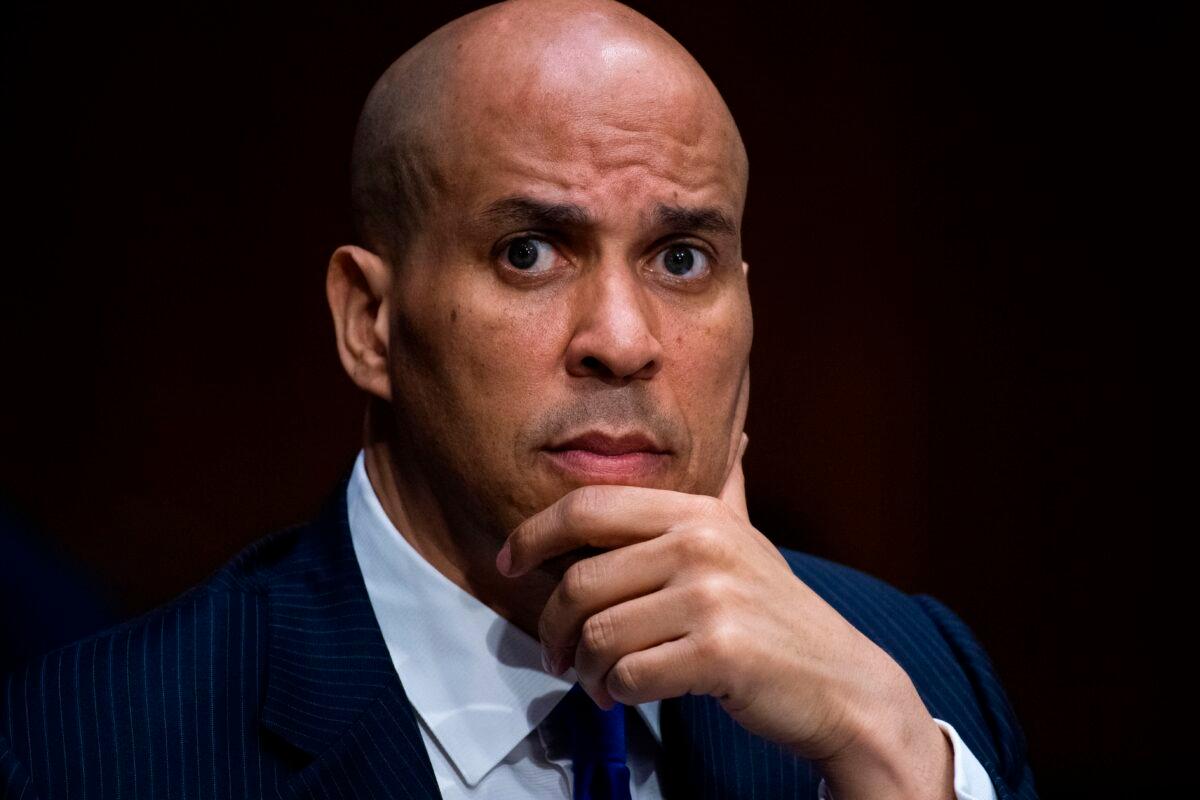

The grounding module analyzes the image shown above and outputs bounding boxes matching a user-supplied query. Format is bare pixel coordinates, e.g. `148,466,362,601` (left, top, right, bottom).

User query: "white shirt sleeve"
816,718,999,800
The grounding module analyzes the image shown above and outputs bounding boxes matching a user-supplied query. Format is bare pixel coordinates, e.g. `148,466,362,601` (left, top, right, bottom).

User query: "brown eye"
503,236,553,272
657,244,709,279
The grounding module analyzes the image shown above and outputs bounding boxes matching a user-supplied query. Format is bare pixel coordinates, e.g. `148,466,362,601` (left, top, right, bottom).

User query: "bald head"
349,0,748,268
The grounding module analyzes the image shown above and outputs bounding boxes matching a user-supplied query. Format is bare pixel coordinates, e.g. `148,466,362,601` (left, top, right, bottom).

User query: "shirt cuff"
815,718,998,800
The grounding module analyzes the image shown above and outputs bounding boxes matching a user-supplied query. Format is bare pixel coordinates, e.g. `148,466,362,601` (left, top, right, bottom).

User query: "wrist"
817,660,954,800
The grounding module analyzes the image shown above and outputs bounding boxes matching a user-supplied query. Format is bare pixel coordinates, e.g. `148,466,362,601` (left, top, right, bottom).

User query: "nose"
564,265,663,384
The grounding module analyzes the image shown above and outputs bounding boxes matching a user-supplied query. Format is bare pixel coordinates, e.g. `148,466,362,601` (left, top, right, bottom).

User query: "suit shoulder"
7,518,309,667
775,544,972,672
775,545,1035,796
775,545,919,618
0,535,288,799
0,519,316,766
0,471,350,702
0,473,357,798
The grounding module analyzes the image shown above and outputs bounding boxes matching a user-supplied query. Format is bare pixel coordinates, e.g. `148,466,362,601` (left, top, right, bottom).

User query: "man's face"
385,36,751,537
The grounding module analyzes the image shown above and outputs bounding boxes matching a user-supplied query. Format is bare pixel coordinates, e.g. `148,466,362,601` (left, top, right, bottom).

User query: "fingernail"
543,647,569,675
592,690,613,711
496,543,512,576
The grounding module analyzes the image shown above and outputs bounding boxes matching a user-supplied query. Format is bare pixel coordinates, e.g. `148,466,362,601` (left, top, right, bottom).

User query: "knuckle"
698,618,739,666
681,525,725,562
691,574,729,612
564,485,607,526
609,659,640,699
560,559,597,606
580,611,616,656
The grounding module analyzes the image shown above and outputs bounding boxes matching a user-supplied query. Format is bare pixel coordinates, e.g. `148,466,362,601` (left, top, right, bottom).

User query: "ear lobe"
326,244,393,402
741,259,750,277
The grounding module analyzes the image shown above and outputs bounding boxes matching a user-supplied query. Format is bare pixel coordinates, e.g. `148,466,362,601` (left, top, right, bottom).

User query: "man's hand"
495,434,954,799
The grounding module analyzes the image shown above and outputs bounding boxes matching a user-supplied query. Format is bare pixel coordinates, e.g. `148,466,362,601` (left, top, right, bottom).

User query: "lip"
547,431,668,455
542,430,671,481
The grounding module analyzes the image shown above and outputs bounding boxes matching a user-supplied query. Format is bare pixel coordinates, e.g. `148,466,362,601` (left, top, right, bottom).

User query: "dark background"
1,1,1158,796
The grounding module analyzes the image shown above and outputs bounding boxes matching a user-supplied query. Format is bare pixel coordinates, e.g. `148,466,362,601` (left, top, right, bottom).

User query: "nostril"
581,355,611,376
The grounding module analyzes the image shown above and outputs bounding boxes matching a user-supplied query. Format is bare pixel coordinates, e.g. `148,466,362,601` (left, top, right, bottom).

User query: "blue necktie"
549,682,633,800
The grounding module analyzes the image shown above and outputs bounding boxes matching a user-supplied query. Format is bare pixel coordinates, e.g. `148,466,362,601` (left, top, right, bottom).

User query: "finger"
499,484,716,577
718,432,749,521
604,634,722,707
538,534,678,658
570,586,696,710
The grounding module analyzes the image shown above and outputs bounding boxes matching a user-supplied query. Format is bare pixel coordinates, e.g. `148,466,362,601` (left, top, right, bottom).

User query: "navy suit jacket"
1,471,1037,799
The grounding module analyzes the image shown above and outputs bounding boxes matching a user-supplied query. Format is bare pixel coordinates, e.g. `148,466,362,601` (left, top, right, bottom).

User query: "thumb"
718,432,750,521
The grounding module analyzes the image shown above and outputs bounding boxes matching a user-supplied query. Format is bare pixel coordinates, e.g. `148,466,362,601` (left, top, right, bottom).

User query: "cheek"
449,294,566,407
440,293,578,520
663,302,752,489
413,285,572,487
666,302,749,401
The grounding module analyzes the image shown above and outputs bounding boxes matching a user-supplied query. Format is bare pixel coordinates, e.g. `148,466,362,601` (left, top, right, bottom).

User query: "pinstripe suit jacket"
0,471,1038,799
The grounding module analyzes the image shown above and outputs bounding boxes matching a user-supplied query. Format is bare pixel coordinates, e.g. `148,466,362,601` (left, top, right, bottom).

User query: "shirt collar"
346,449,662,787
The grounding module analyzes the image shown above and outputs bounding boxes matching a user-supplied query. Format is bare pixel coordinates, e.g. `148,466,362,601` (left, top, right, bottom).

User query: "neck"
360,400,557,641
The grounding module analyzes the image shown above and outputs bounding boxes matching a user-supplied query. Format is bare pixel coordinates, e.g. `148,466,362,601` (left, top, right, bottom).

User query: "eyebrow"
649,202,738,239
478,195,738,239
479,196,594,230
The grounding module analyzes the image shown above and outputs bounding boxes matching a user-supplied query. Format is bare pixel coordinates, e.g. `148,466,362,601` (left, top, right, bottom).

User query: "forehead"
432,32,745,228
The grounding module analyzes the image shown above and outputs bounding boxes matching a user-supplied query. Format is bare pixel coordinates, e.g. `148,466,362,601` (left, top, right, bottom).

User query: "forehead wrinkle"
470,138,736,230
461,129,729,212
350,0,749,266
495,67,716,151
436,8,747,213
580,119,711,170
479,117,727,198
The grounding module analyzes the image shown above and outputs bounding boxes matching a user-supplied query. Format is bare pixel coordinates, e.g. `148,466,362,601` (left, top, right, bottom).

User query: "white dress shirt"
346,449,998,799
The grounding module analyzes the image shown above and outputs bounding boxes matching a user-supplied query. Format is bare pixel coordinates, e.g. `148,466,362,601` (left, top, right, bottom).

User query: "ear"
326,244,393,402
741,259,750,278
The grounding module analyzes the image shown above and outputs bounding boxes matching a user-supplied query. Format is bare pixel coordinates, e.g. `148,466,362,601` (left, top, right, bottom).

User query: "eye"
655,244,710,280
500,235,557,273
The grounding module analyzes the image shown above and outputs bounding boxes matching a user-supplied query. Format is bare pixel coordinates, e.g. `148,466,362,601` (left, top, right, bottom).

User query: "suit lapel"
259,471,441,799
256,469,818,799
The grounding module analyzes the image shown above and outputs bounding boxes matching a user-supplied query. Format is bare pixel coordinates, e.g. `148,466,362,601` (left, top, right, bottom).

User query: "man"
0,1,1036,798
